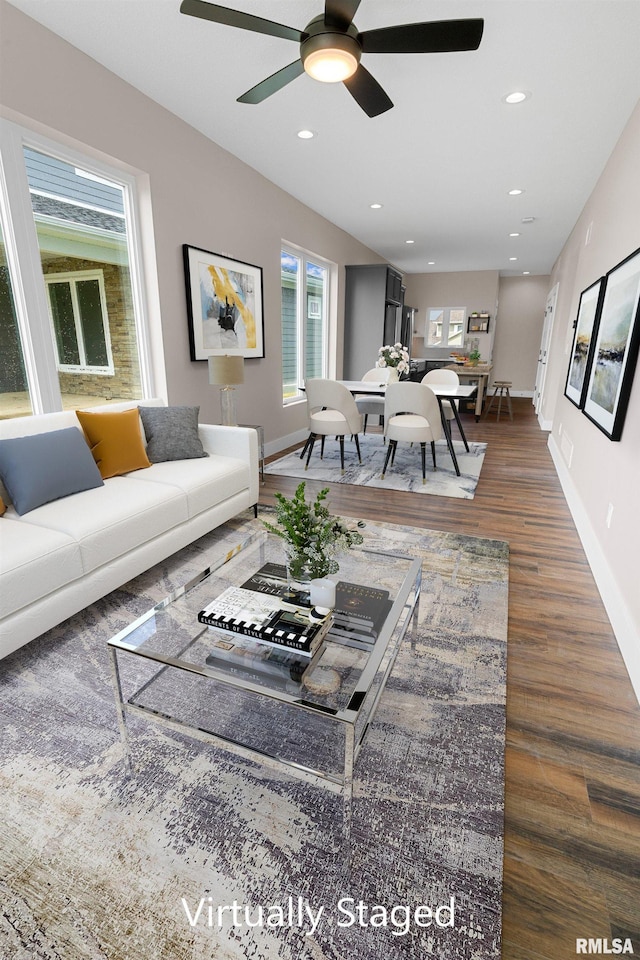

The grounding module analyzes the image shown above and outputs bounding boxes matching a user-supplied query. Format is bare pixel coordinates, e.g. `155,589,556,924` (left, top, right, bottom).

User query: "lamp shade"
208,354,244,386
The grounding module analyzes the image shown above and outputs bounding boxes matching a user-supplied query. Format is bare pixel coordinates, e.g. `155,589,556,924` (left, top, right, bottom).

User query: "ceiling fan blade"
237,59,305,104
324,0,362,30
180,0,303,43
360,18,484,54
343,64,393,118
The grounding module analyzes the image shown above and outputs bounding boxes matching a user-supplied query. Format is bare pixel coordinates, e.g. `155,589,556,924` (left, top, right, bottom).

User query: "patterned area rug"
0,511,508,960
266,435,487,499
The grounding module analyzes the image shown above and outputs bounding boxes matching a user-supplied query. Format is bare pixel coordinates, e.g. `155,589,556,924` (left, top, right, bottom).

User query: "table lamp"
208,354,244,426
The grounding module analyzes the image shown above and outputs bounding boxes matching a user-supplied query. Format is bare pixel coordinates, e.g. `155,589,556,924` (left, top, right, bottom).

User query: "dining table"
337,379,477,477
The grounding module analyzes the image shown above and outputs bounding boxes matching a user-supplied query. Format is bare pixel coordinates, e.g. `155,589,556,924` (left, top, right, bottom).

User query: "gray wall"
494,275,550,393
404,269,550,394
404,269,499,364
545,98,640,694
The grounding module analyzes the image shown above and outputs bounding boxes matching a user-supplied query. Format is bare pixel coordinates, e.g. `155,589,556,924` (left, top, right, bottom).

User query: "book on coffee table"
240,561,311,608
198,585,332,657
333,581,392,630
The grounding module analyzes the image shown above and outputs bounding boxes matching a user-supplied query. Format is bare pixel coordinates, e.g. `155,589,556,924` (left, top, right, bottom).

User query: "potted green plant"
263,482,363,590
468,349,482,366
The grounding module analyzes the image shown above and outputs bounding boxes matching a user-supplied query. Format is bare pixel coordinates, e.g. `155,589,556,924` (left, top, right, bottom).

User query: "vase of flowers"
263,482,364,598
377,343,410,376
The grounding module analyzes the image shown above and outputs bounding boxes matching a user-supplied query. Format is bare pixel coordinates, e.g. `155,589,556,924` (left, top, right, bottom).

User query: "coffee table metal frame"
107,529,421,861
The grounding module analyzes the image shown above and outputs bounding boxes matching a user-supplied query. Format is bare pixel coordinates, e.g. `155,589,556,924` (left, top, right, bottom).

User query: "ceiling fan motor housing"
301,16,362,78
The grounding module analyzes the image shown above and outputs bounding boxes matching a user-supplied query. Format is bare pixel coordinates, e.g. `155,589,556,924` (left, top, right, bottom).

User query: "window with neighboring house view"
281,245,331,404
0,219,33,416
425,307,465,349
0,119,153,418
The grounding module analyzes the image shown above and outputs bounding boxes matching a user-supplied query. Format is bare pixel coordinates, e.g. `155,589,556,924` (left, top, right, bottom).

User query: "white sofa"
0,399,259,659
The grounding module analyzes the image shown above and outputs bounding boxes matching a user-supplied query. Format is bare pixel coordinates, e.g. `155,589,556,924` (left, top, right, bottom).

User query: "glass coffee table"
108,529,421,859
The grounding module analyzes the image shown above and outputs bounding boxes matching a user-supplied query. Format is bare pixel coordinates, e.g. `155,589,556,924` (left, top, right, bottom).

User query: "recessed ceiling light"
521,217,536,223
405,239,415,244
297,129,315,139
509,257,518,261
428,261,435,265
370,202,383,209
509,232,521,237
509,188,524,196
523,271,531,275
503,91,530,104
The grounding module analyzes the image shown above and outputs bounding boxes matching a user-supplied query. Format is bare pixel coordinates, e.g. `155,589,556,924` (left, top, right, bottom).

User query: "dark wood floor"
259,398,640,960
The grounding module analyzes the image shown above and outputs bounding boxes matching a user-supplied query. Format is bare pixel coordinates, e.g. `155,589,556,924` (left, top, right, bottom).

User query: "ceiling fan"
180,0,484,117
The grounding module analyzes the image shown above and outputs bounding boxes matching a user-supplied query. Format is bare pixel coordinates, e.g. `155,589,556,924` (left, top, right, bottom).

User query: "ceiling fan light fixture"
302,32,361,83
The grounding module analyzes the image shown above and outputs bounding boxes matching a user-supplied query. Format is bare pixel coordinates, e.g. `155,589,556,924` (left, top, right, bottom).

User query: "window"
281,245,331,404
46,271,113,374
0,218,32,415
0,120,153,417
425,307,465,349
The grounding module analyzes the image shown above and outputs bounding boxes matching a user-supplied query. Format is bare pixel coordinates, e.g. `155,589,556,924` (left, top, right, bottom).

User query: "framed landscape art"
183,244,265,360
583,246,640,440
564,277,605,408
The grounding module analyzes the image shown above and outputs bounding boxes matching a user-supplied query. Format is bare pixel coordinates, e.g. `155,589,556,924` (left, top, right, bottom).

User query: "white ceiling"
8,0,640,276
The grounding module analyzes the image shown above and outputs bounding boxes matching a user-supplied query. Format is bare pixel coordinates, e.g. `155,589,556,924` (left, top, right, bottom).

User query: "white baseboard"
548,434,640,704
265,428,307,460
538,413,553,431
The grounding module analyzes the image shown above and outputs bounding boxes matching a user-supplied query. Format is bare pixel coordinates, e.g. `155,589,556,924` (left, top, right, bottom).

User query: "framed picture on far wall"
583,246,640,440
183,244,265,360
564,277,605,408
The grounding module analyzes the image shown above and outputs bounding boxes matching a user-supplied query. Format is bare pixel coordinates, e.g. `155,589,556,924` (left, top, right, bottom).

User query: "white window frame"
281,242,335,406
0,118,156,413
424,306,466,352
45,269,114,375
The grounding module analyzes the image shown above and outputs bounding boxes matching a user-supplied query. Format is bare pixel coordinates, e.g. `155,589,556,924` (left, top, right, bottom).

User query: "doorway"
534,283,558,428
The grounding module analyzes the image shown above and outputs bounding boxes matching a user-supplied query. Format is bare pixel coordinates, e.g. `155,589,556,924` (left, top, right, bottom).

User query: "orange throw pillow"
76,408,150,479
0,495,6,516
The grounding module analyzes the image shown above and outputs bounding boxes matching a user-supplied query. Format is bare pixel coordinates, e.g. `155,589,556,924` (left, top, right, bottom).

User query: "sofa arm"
198,424,259,503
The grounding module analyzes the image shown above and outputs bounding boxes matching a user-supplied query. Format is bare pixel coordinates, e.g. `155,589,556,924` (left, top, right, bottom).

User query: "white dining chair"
422,368,469,451
354,366,396,433
301,378,363,473
381,382,443,484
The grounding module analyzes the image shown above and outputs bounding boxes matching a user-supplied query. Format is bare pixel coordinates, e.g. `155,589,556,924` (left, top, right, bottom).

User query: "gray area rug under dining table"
0,510,508,960
266,434,487,499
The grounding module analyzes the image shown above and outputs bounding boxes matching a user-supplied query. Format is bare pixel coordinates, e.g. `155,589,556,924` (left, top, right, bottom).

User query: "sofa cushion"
138,405,207,462
0,427,104,516
0,517,84,619
76,408,151,479
19,475,188,575
125,455,250,518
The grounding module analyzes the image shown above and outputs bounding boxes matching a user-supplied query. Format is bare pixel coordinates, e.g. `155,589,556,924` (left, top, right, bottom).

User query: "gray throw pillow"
0,427,104,516
138,406,208,463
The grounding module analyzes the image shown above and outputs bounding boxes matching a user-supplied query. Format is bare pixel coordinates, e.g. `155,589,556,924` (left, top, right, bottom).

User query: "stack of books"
330,581,392,648
199,565,332,682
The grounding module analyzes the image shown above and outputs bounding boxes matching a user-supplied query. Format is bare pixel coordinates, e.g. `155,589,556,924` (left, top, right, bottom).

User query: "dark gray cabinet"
343,264,405,380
